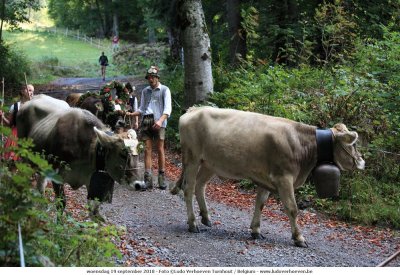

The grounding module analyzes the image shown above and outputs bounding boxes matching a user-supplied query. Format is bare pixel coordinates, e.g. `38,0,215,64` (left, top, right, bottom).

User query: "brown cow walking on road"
171,106,365,247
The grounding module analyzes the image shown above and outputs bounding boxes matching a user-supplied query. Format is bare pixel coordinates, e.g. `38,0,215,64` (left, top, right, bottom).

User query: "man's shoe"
158,172,167,190
144,172,153,190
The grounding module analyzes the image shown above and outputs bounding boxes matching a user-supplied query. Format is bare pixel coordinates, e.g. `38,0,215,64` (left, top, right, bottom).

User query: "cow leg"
170,171,184,195
195,165,214,227
88,200,107,222
52,182,66,212
183,161,200,233
34,173,46,194
250,185,270,239
277,181,307,248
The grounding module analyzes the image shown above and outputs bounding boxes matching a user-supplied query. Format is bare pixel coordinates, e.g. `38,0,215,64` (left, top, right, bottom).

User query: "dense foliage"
0,0,42,41
0,42,31,98
0,127,122,266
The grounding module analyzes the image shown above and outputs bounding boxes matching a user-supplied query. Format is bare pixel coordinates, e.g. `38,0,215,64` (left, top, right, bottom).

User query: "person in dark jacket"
98,52,109,81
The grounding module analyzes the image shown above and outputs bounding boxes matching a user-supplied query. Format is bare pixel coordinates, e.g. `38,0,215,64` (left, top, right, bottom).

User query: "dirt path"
36,76,147,100
67,160,399,268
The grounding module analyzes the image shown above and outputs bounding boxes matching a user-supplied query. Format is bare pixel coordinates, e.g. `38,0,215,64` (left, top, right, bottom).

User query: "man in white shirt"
127,66,172,190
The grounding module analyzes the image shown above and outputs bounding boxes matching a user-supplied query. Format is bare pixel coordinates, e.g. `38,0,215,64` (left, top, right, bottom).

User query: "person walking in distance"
112,35,120,52
126,66,172,190
98,52,109,81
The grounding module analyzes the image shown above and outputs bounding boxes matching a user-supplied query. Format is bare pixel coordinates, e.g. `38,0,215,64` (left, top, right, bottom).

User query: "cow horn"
94,127,117,148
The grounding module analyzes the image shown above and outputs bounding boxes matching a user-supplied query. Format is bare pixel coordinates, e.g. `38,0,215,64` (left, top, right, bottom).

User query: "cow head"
120,129,140,182
331,123,365,171
93,127,135,185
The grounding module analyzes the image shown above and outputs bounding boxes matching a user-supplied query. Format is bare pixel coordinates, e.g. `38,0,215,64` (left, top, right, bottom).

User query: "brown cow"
66,92,104,118
17,94,138,216
65,92,82,106
171,106,365,247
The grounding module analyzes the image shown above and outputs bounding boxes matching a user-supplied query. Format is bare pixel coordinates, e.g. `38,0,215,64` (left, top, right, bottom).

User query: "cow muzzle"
355,157,365,170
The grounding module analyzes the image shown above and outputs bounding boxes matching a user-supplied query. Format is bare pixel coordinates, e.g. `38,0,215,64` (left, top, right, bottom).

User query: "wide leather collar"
316,129,334,164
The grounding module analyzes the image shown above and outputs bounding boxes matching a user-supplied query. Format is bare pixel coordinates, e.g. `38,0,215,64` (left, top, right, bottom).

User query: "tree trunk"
273,0,298,64
178,0,213,109
0,0,6,42
103,0,112,36
168,27,182,63
95,0,106,37
227,0,247,66
168,0,183,63
113,12,118,36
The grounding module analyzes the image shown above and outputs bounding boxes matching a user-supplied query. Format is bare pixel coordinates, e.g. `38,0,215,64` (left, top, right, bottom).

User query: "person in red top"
112,35,120,52
0,84,34,161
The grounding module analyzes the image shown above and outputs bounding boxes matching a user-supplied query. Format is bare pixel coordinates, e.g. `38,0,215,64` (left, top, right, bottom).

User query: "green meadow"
3,30,124,83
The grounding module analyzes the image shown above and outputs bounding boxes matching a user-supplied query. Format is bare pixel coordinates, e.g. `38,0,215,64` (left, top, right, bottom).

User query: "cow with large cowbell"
171,106,365,247
17,94,138,218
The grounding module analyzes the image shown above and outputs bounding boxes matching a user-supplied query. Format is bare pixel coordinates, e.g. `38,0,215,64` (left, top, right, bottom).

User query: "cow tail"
170,169,184,195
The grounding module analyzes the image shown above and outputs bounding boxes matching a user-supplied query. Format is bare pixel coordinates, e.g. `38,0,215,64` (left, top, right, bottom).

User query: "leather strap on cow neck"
95,142,107,172
316,129,334,164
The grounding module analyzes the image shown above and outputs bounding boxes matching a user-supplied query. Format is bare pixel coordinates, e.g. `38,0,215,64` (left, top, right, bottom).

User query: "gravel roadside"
98,180,399,268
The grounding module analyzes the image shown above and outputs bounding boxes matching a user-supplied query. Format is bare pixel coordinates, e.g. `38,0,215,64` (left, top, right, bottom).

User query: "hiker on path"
98,52,109,81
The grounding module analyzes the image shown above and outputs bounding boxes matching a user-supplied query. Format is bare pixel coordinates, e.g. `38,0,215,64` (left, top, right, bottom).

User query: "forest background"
0,0,399,266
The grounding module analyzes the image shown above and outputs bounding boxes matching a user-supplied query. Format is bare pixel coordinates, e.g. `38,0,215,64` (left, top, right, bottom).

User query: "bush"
0,128,122,266
317,172,400,228
0,42,31,99
112,43,169,76
163,64,185,149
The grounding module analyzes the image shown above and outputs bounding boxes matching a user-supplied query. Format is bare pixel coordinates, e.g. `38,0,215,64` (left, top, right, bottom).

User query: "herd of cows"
16,94,365,247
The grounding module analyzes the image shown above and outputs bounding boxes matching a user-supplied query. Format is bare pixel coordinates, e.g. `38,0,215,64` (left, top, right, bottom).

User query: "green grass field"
3,30,124,82
4,30,107,65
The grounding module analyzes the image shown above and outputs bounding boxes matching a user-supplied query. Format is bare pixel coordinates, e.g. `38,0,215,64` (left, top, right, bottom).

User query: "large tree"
227,0,247,66
177,0,213,109
0,0,41,41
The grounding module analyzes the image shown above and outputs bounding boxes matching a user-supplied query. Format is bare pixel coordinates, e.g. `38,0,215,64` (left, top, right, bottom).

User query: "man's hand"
153,120,162,130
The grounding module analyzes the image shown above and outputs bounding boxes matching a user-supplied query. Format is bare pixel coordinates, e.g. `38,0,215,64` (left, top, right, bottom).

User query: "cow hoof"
294,240,308,248
201,217,212,227
188,225,200,233
251,233,265,240
170,186,180,195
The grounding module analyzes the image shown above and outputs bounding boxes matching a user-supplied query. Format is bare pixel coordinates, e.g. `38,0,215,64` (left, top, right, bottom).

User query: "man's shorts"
140,127,166,140
140,114,166,140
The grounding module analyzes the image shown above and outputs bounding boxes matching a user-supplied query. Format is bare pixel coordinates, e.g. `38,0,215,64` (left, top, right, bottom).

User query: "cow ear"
332,123,358,145
334,130,358,145
332,123,348,132
94,127,117,148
